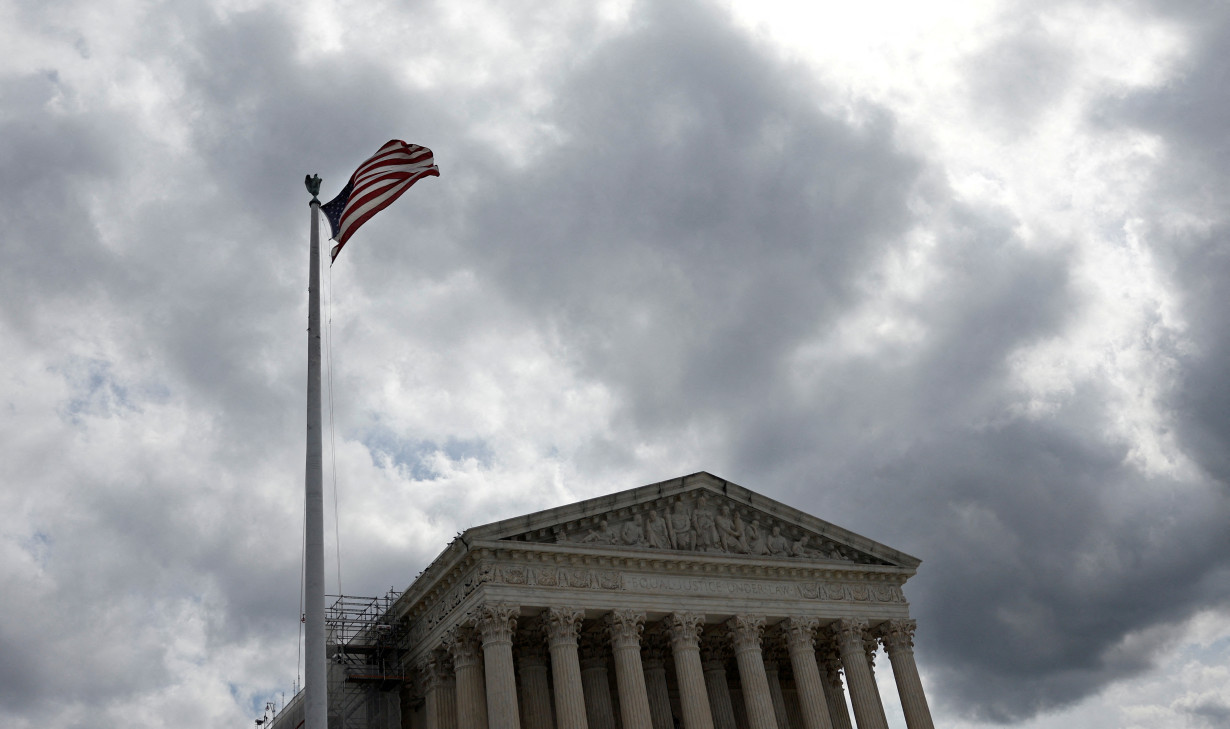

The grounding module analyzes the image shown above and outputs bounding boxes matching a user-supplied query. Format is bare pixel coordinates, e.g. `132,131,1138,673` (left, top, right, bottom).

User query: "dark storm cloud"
6,0,1230,726
453,0,1230,722
0,3,370,717
0,72,129,330
0,0,512,719
1100,1,1230,489
465,1,920,439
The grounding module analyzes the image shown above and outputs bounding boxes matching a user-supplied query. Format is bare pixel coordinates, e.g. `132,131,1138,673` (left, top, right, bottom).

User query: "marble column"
700,634,737,729
544,607,590,729
831,620,887,729
478,603,522,729
446,626,488,729
763,654,790,729
580,629,617,729
878,620,935,729
421,651,458,729
780,618,833,729
726,615,776,729
666,612,716,729
730,684,750,729
607,609,654,729
516,636,555,729
641,632,675,729
862,636,884,712
783,685,804,729
817,648,852,729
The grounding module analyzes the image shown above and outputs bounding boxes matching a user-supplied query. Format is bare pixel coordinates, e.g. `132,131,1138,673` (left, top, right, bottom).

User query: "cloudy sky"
3,0,1230,727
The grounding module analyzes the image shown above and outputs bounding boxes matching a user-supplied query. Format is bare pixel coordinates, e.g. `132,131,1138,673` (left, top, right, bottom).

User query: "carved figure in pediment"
621,515,647,547
645,510,671,550
745,516,768,555
731,511,749,552
791,535,822,558
669,501,693,551
716,505,748,553
692,495,720,551
820,542,845,560
581,519,618,545
767,525,790,557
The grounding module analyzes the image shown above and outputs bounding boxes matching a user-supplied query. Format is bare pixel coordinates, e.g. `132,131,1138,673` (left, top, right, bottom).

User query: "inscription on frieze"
621,574,905,603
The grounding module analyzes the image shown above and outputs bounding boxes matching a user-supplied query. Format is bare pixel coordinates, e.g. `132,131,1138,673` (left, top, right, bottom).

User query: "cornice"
392,537,914,628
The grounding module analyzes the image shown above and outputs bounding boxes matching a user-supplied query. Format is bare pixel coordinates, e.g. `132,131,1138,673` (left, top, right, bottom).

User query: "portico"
393,472,935,729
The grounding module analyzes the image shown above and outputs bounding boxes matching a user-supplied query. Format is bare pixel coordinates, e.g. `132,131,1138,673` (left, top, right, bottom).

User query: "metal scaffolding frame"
326,590,410,729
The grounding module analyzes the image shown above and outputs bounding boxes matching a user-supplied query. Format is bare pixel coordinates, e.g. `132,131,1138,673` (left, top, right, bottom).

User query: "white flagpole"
303,176,328,729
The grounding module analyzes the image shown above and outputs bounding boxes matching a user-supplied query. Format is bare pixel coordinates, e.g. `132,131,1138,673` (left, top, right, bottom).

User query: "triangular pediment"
465,472,918,569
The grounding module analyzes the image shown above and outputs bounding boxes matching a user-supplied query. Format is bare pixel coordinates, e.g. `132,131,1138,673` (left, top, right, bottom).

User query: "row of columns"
417,606,933,729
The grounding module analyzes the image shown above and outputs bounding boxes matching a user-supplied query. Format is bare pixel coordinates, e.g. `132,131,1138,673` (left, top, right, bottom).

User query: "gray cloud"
464,1,920,439
4,0,1230,727
1100,2,1230,490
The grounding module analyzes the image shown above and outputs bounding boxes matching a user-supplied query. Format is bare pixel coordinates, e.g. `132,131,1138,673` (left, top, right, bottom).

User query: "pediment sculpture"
502,491,889,565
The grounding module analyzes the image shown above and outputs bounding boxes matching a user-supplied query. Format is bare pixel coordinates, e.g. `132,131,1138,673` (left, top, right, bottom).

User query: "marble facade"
373,472,934,729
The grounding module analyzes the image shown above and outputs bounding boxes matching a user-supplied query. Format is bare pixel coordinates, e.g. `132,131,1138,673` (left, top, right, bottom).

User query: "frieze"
491,564,624,591
621,574,905,603
485,562,903,603
405,561,495,647
502,491,889,566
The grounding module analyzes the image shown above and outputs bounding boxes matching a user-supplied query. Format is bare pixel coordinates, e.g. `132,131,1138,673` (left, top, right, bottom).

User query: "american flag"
321,140,440,262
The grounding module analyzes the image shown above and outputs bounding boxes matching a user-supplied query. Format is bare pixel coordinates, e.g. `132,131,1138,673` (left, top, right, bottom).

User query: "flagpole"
303,175,328,729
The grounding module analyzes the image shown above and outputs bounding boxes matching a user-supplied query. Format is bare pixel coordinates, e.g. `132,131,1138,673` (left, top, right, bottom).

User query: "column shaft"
783,686,804,729
817,650,852,729
438,681,458,729
447,627,488,729
517,640,555,729
545,608,590,729
726,616,776,729
478,604,522,729
780,618,833,729
729,684,750,729
703,659,738,729
879,621,935,729
667,613,716,729
607,610,654,729
862,637,885,712
831,620,887,729
642,645,675,729
581,656,617,729
421,652,458,729
764,660,790,729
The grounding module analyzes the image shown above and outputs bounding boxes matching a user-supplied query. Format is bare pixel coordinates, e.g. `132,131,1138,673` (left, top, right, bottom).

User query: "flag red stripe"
335,168,438,244
327,140,439,260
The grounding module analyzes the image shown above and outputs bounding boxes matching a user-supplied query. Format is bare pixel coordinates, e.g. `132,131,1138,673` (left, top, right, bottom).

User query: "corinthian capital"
418,650,453,692
606,609,646,650
779,616,820,652
579,627,609,664
831,618,869,656
443,624,482,669
700,632,730,666
878,619,917,655
665,612,706,650
542,606,586,644
726,614,766,653
476,602,519,645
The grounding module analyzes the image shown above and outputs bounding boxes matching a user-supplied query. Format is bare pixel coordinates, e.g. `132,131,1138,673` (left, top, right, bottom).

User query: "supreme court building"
277,471,935,729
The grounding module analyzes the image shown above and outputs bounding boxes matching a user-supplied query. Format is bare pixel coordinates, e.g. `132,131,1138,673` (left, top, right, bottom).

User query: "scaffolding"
326,590,410,729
